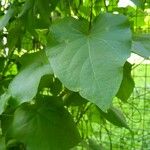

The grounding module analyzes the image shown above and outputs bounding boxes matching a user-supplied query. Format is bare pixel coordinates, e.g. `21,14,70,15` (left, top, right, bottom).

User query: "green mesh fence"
97,63,150,150
80,1,150,149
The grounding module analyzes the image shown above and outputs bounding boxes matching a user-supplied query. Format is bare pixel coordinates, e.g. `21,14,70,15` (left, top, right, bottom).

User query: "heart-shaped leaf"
46,13,131,111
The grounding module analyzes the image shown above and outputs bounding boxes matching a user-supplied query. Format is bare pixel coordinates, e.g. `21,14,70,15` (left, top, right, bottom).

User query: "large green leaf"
132,33,150,58
8,50,53,104
46,13,131,111
6,98,81,150
116,61,135,102
0,7,14,30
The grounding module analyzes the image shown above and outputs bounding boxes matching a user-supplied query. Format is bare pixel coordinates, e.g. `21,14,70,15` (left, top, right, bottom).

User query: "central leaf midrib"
87,39,101,92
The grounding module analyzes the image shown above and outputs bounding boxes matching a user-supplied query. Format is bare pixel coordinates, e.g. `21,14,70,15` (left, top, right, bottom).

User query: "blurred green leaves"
6,98,81,150
0,0,149,149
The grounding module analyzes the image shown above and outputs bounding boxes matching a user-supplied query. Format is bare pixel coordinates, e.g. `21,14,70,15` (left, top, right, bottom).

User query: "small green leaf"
64,92,88,106
99,106,129,129
50,78,62,96
116,61,135,102
87,105,102,124
0,79,11,95
0,57,5,72
130,0,144,9
0,7,14,30
38,75,53,91
132,33,150,58
1,106,14,136
6,98,81,150
9,50,53,104
35,0,51,25
46,13,132,111
18,0,34,17
88,139,104,150
6,139,26,150
0,92,11,114
7,20,23,52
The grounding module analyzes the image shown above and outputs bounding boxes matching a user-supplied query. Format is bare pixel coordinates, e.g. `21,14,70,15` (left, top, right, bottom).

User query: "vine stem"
75,103,92,125
104,0,108,12
89,0,93,31
103,124,112,150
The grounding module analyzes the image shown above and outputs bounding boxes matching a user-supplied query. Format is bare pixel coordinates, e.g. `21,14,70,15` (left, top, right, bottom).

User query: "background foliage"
0,0,150,149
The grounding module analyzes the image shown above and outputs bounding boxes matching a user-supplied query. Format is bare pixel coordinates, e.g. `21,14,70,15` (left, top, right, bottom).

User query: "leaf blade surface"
46,13,131,111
